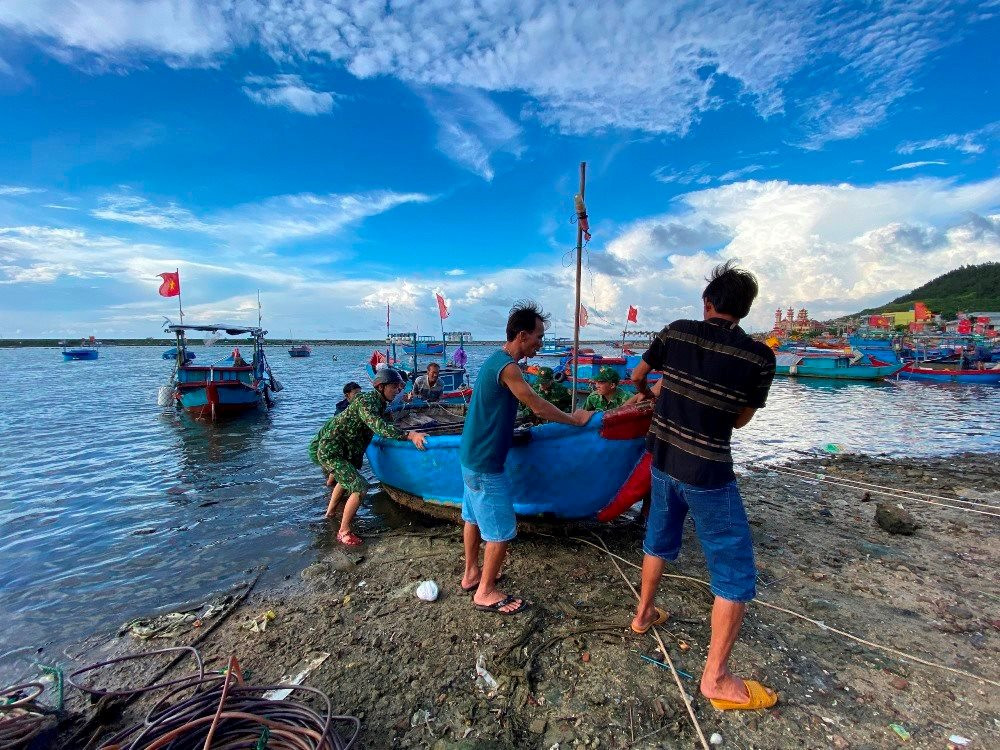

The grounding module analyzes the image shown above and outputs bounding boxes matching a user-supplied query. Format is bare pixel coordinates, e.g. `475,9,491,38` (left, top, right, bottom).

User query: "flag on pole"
627,305,638,323
578,303,589,327
435,293,450,320
157,271,180,297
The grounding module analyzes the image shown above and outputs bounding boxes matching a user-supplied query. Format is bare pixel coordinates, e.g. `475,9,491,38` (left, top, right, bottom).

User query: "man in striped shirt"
629,261,778,711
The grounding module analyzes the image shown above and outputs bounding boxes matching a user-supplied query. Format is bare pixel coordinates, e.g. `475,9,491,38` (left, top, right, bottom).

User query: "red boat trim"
597,452,652,522
598,404,654,440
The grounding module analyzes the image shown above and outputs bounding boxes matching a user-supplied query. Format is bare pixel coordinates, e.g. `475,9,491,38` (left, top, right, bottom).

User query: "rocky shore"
52,453,998,749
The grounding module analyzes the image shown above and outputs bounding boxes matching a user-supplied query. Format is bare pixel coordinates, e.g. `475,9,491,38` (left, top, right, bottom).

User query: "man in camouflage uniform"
518,366,571,419
316,368,427,546
582,366,635,411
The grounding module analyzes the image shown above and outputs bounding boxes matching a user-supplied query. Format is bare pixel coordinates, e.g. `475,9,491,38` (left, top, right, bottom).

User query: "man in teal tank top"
460,301,593,615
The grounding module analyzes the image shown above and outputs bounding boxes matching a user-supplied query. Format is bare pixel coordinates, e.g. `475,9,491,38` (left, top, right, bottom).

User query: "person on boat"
318,368,428,546
335,381,363,414
582,366,637,411
406,362,444,403
518,366,571,419
460,301,593,615
629,260,779,712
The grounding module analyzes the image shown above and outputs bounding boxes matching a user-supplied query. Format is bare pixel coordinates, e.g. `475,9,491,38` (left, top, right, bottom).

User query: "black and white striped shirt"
642,318,776,488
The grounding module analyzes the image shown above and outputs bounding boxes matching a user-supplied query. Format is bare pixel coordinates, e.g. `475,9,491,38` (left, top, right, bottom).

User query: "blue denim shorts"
460,466,517,543
643,466,756,602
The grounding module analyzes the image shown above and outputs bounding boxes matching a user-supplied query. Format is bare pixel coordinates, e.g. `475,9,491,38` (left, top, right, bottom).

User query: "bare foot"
325,474,335,487
701,672,756,704
460,566,481,591
473,590,525,613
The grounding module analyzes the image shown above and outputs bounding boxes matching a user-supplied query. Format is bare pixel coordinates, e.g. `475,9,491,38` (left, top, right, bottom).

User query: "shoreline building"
773,307,823,336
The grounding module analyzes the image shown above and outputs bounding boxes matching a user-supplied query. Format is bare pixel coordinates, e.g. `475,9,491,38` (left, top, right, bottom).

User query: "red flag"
435,293,450,320
627,305,638,323
578,303,589,327
157,271,180,297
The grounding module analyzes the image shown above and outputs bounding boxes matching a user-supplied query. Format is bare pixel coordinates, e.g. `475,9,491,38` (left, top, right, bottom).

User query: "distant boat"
162,347,195,362
288,344,312,357
62,338,100,361
369,331,472,406
401,335,444,355
775,352,902,380
897,362,1000,384
367,403,653,521
536,337,575,358
165,322,282,420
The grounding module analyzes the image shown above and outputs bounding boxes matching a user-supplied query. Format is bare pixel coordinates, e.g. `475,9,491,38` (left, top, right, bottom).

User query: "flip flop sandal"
630,606,669,634
337,531,363,547
709,680,778,711
460,573,505,593
474,594,530,615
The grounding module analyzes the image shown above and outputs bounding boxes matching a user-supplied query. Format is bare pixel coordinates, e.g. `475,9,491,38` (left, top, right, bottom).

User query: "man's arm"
630,359,654,401
501,365,592,426
733,407,757,429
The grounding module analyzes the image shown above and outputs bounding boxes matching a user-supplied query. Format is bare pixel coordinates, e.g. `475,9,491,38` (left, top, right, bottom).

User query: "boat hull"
401,343,445,355
366,406,653,520
63,350,99,360
174,362,268,419
897,365,1000,384
774,363,902,380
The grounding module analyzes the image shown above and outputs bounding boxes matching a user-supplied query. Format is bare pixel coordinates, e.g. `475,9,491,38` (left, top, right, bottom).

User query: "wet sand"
52,453,998,749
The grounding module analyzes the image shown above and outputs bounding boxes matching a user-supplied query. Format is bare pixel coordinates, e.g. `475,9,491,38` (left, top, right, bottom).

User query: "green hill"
856,262,1000,320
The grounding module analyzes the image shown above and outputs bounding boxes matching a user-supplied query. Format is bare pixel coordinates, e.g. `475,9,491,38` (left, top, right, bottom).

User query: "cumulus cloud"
1,1,985,145
92,190,433,247
242,74,337,115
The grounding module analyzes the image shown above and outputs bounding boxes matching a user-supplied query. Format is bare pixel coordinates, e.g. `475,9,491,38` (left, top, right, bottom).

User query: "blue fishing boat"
536,337,575,358
401,335,445,356
367,403,653,521
897,362,1000,384
367,331,472,407
162,347,195,362
527,353,661,394
774,352,902,380
62,338,100,360
288,344,312,357
164,322,283,420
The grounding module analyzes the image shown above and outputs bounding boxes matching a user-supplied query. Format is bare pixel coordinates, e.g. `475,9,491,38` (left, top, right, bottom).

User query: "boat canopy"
165,322,266,337
775,353,803,367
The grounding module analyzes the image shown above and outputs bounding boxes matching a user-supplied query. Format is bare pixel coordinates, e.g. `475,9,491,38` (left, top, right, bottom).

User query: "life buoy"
597,452,652,521
553,371,566,383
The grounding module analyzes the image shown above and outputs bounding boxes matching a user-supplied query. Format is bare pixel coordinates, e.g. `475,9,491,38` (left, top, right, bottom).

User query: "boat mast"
571,161,586,411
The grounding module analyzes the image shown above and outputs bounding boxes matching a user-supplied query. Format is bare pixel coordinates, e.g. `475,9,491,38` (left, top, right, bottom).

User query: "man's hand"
571,409,594,426
407,431,428,450
403,392,414,402
633,391,653,403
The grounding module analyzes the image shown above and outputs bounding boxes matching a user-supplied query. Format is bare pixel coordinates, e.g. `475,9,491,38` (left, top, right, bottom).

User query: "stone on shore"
875,502,920,535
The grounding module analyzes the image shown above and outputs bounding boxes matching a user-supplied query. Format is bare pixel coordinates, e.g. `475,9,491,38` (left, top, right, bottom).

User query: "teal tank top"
460,349,518,473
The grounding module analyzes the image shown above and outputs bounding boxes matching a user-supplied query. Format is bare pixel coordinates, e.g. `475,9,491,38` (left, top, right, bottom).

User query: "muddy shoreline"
43,452,999,749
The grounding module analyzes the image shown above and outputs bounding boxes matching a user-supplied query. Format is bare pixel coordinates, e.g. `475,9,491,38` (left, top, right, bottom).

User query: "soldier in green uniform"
582,366,636,411
317,368,427,546
518,366,571,420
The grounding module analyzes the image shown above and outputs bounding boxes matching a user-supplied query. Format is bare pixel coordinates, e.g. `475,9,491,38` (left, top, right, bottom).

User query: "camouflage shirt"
311,389,407,465
519,380,572,418
582,387,630,411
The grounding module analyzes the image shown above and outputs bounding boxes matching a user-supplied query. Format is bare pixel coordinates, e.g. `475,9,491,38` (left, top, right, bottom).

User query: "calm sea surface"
2,344,999,666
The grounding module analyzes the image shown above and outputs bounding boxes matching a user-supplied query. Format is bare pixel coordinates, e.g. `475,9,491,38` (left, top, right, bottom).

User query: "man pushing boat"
460,301,593,615
317,368,427,546
630,261,779,711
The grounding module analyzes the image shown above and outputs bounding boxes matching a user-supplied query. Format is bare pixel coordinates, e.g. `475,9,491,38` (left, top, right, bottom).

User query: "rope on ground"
587,533,711,750
753,463,1000,509
573,534,1000,689
754,466,1000,518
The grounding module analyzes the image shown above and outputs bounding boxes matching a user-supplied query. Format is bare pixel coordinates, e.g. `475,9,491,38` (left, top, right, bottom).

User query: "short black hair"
506,300,550,341
343,381,362,395
702,260,759,319
426,362,440,370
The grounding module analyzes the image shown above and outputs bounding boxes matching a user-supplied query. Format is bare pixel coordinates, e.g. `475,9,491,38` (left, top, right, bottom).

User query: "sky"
0,0,998,339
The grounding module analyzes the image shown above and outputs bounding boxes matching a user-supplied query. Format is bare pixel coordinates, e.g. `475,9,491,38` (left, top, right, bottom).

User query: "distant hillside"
855,262,1000,320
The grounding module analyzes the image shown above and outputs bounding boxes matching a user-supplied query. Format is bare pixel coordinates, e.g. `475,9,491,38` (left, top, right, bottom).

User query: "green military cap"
537,366,555,382
594,366,620,383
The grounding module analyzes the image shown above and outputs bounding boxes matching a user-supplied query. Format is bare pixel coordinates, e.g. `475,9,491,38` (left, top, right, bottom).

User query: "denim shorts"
460,466,517,543
643,466,756,602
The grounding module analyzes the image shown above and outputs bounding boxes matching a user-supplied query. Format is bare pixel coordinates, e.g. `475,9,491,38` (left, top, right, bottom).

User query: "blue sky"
0,1,998,339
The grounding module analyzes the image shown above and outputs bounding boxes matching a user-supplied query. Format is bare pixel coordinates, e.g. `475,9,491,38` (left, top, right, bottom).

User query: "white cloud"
445,268,465,276
242,74,337,115
92,190,433,247
0,185,44,196
888,160,947,171
897,121,999,156
654,164,765,186
2,2,983,145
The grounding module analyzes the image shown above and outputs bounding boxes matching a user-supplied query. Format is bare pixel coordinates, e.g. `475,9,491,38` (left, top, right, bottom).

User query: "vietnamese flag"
578,303,589,327
627,305,638,323
435,292,450,320
158,271,180,297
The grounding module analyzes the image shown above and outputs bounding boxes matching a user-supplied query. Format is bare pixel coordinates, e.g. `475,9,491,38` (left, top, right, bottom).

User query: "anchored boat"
62,338,100,360
164,322,283,420
367,331,472,407
288,344,312,358
774,352,902,380
897,362,1000,384
366,403,653,521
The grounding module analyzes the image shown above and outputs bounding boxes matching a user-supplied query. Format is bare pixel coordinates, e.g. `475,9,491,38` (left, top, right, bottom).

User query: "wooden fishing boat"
897,362,1000,384
401,335,444,355
526,353,661,393
536,337,576,358
288,344,312,357
162,347,195,362
62,338,100,360
368,332,472,407
774,352,902,380
366,403,654,521
165,323,283,420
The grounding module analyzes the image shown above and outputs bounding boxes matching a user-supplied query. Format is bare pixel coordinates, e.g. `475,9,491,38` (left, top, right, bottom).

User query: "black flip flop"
474,594,530,615
461,572,504,593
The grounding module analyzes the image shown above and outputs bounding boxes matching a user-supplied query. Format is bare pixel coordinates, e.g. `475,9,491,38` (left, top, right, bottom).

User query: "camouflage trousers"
317,442,367,496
